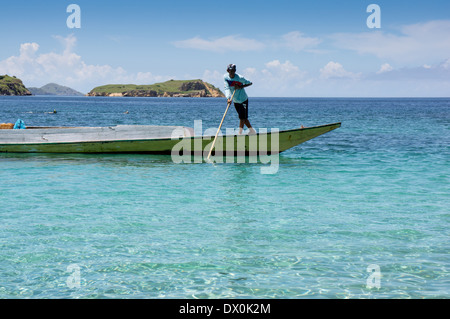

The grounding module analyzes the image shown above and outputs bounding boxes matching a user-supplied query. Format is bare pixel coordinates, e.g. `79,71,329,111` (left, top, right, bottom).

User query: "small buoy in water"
124,111,129,114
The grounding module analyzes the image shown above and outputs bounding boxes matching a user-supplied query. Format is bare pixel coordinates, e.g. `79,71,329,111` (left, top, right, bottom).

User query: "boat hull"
0,123,341,155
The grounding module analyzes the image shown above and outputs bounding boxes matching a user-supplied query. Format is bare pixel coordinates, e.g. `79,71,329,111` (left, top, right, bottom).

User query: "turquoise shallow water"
0,96,449,298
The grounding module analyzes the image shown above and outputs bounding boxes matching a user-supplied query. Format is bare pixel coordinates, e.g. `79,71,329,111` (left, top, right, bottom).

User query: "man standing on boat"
224,64,256,135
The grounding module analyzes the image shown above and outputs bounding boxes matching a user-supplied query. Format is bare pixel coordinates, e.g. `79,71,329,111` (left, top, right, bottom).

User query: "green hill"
28,83,84,96
87,79,224,97
0,75,32,96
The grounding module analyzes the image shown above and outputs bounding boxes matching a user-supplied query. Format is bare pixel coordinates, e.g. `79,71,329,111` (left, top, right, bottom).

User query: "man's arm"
237,75,252,89
224,77,232,100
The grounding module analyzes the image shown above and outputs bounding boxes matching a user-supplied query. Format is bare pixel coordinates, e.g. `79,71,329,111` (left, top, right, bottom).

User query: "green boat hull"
0,123,341,155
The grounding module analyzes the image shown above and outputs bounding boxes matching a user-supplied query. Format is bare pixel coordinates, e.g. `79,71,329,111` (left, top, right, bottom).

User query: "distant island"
87,79,225,98
28,83,84,96
0,75,32,96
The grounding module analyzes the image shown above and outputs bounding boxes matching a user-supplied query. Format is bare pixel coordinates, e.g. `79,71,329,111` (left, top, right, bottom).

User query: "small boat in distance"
0,122,341,155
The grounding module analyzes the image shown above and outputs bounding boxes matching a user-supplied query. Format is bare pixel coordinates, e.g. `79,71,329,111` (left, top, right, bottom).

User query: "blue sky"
1,0,449,96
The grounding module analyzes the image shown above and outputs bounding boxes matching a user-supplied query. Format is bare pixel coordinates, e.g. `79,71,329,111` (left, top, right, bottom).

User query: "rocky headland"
87,79,224,98
0,75,32,96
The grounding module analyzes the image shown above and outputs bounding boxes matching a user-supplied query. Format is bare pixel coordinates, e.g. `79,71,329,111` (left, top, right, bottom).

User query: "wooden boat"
0,122,341,155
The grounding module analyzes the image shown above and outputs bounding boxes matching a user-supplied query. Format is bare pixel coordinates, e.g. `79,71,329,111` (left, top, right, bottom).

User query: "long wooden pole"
206,89,236,162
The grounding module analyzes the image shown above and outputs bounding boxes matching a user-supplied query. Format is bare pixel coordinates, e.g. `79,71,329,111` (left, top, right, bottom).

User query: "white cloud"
0,43,40,77
370,59,450,81
263,60,306,79
20,42,40,59
320,61,360,80
242,67,257,77
251,60,311,95
202,69,223,89
331,20,450,64
377,63,393,74
0,35,172,93
54,34,77,53
279,31,322,52
173,31,322,53
172,35,265,52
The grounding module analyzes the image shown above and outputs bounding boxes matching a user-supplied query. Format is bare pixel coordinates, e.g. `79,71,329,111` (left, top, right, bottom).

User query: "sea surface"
0,96,448,299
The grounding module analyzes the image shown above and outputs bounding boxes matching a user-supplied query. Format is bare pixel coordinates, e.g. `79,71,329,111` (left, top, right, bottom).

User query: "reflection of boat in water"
0,122,341,155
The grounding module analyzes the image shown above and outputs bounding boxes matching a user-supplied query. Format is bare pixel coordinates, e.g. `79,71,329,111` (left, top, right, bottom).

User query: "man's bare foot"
248,128,257,135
